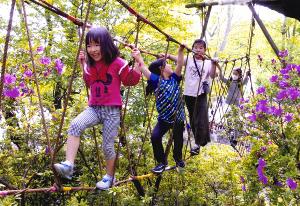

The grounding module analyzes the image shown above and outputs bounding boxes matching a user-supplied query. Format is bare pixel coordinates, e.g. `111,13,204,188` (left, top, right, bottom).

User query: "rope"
115,0,193,53
21,0,53,180
0,0,16,111
111,18,145,197
53,0,92,188
27,0,91,27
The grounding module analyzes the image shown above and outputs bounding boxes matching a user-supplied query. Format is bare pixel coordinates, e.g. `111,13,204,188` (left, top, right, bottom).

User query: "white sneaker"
96,174,116,190
53,161,74,180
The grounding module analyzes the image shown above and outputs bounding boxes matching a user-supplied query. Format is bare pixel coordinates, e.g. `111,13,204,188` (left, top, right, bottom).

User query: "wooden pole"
200,6,212,39
248,3,280,58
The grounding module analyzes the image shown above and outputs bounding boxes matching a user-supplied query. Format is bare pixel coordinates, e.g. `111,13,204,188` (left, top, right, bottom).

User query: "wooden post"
201,6,212,39
248,3,280,58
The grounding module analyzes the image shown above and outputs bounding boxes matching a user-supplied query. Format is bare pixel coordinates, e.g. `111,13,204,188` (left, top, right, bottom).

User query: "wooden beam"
186,0,252,8
186,0,278,8
248,3,280,58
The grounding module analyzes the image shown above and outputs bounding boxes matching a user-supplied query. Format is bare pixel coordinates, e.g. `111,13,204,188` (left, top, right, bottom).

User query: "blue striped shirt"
148,73,185,123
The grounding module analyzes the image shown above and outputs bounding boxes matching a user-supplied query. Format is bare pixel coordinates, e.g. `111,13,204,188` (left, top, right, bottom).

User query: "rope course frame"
0,0,270,199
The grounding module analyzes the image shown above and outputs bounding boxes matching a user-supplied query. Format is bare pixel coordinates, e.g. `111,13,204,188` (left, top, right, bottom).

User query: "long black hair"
146,58,164,96
85,27,120,66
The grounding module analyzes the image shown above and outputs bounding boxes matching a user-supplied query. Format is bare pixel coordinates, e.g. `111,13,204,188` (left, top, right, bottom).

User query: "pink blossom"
54,59,64,75
284,113,293,122
40,56,51,65
4,87,20,98
4,74,16,85
269,75,278,83
36,46,44,53
256,86,266,95
23,69,33,78
286,178,298,190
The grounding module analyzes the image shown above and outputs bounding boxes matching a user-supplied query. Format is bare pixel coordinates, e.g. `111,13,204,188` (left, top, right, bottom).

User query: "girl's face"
232,70,241,80
87,40,102,61
193,43,206,59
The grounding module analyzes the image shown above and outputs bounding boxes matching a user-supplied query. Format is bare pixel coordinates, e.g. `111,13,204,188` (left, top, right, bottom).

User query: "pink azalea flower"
4,74,16,85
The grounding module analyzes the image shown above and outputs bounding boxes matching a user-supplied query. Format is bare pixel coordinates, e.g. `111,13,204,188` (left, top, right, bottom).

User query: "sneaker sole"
53,165,72,180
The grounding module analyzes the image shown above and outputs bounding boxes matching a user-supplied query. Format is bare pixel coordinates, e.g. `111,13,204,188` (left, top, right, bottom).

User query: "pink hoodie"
83,57,141,107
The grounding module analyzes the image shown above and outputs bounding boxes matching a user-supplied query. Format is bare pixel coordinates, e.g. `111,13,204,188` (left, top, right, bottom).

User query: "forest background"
0,0,299,205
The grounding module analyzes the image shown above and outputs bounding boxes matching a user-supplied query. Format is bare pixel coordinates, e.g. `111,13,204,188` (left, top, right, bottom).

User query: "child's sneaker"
53,161,74,180
96,174,116,190
190,144,200,156
151,163,167,174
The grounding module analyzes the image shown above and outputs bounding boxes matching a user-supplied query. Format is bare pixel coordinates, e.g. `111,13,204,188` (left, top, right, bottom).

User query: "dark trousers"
185,94,210,146
151,120,184,164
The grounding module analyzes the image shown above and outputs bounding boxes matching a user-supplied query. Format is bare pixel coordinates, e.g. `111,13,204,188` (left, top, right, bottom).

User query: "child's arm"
243,70,251,85
159,53,187,65
218,66,228,83
174,45,185,76
131,48,151,80
209,58,218,78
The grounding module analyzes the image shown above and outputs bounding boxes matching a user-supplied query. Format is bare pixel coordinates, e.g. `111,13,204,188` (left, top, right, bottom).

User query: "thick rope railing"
53,0,92,188
115,0,193,53
21,0,53,178
27,0,91,27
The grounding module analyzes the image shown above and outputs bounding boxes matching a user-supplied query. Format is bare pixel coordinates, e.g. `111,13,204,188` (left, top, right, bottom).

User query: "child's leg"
66,107,101,164
101,106,120,176
184,95,196,137
172,121,184,162
194,94,210,146
151,120,171,164
66,136,80,165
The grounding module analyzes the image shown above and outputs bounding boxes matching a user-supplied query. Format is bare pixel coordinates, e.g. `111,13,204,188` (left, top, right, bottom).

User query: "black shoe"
190,145,200,156
230,139,237,147
151,163,166,174
176,160,185,168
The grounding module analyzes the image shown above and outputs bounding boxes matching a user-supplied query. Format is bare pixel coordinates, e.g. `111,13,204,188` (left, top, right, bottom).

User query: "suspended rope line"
113,38,160,58
210,62,228,128
0,165,179,197
0,0,16,111
112,18,145,197
181,52,193,160
53,0,92,188
115,0,193,52
246,15,255,96
76,3,104,178
21,0,53,179
27,0,91,27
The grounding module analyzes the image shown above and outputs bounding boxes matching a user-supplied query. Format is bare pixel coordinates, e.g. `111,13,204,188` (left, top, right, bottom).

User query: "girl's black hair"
146,58,165,96
229,68,243,81
85,27,120,66
192,39,207,49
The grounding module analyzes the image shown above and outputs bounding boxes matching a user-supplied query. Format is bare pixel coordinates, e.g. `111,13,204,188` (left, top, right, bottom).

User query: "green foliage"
0,0,300,205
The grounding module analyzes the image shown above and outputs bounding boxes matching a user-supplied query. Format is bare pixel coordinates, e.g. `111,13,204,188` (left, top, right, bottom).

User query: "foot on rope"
53,161,74,180
151,163,167,174
230,139,238,148
190,144,200,156
96,174,116,190
176,160,185,174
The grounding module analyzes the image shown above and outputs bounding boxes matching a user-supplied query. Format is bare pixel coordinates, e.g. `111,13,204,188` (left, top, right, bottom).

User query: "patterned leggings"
68,106,120,160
